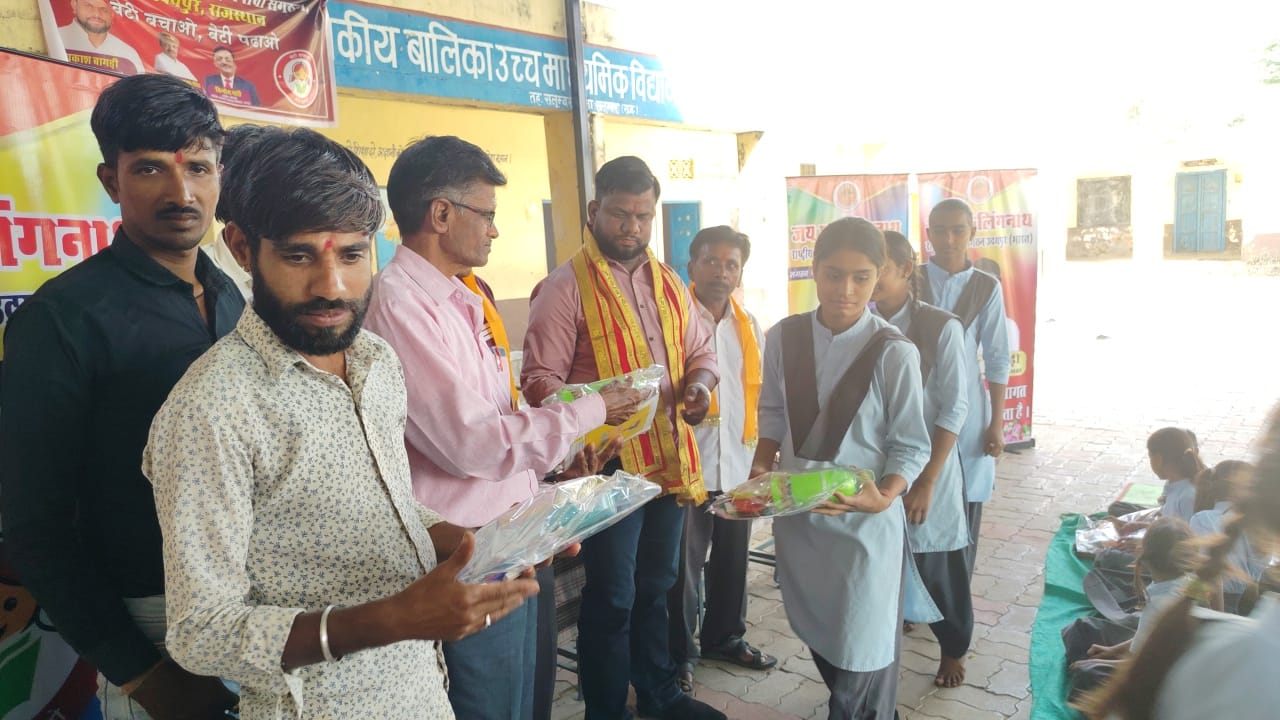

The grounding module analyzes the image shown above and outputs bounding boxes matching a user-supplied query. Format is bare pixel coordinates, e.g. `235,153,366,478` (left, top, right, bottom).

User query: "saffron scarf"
570,228,705,505
690,286,762,445
460,272,518,411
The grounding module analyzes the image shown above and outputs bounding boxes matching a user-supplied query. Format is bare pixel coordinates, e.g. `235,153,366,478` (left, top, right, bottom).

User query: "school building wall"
1067,158,1247,264
0,0,760,345
300,95,554,300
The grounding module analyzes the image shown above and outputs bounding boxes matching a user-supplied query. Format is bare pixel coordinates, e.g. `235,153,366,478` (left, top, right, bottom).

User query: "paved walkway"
550,265,1280,719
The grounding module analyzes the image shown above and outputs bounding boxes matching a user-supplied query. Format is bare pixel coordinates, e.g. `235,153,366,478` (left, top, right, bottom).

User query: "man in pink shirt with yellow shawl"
521,156,724,720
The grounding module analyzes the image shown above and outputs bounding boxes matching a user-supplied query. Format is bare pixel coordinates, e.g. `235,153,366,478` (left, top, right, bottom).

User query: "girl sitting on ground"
1075,516,1196,669
1190,460,1265,614
1147,427,1206,521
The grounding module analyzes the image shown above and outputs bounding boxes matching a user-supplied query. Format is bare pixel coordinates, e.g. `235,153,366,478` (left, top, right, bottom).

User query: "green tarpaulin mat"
1030,513,1096,720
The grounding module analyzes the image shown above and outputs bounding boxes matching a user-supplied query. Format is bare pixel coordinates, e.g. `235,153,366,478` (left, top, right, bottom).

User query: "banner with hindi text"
0,48,111,720
327,0,681,122
784,174,910,313
918,169,1038,447
38,0,336,125
0,50,127,360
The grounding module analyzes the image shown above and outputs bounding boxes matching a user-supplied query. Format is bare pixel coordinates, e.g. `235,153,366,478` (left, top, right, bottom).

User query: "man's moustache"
157,206,200,219
294,298,360,314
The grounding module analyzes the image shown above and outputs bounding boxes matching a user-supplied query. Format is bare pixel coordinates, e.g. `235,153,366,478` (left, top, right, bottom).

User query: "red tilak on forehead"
174,150,184,164
323,237,334,250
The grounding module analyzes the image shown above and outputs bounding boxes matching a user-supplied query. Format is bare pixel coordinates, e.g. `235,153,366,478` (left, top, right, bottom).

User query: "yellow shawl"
460,272,518,412
691,286,761,445
570,228,705,505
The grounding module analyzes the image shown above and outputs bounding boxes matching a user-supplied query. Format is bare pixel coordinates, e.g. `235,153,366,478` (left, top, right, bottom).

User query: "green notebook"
1118,481,1163,507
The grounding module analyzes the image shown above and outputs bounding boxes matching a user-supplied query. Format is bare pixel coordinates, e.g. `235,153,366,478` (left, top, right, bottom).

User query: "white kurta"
1154,595,1280,720
1189,501,1266,597
759,310,933,672
694,300,763,493
922,262,1010,502
880,302,971,553
1131,577,1186,651
1161,478,1196,521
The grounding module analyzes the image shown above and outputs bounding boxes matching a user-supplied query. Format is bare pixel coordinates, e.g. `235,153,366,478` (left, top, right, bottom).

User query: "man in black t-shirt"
0,74,243,719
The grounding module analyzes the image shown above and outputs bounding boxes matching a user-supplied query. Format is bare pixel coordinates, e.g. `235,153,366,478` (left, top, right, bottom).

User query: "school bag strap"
914,264,998,330
781,313,909,462
906,300,959,383
914,265,935,306
951,268,998,330
780,313,820,459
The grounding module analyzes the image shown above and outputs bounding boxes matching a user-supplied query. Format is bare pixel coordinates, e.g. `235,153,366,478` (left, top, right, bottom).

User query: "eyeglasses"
446,199,497,229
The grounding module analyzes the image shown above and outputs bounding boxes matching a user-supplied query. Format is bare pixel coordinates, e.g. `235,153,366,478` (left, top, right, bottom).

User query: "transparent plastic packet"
1075,516,1121,557
709,467,874,520
457,470,662,583
545,365,664,474
1116,507,1160,526
1075,507,1159,557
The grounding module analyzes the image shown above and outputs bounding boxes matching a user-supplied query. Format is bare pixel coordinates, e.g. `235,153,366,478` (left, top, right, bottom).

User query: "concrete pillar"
543,112,581,270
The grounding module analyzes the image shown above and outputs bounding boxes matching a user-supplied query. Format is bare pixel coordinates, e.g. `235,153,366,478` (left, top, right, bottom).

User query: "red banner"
38,0,335,125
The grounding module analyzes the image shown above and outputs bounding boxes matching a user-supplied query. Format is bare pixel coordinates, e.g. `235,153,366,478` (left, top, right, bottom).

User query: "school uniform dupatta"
570,228,706,505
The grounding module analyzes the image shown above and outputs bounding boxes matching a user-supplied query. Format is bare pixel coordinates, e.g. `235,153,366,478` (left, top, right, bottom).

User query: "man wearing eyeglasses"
364,135,645,720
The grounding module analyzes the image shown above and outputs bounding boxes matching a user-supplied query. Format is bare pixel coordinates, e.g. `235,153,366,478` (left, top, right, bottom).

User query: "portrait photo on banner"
36,0,337,124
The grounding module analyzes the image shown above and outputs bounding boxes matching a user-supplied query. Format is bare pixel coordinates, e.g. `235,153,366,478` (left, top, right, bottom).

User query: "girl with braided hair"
872,230,974,688
1189,460,1266,614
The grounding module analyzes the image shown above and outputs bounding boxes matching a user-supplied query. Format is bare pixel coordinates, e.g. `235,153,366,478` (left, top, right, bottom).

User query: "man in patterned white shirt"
143,127,540,719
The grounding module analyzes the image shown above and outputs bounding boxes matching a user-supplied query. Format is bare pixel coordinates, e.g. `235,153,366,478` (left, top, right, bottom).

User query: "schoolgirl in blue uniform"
753,218,932,719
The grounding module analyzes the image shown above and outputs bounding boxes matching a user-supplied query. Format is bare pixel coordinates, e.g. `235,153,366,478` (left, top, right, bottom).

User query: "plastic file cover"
544,365,663,474
459,470,662,583
710,467,874,520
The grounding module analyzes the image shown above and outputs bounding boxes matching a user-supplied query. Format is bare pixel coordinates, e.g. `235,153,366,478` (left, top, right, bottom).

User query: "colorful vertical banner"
785,174,910,313
0,49,112,720
38,0,336,125
918,169,1038,447
0,50,125,359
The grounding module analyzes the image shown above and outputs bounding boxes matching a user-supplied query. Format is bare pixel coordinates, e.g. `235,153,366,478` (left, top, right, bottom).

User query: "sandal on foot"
701,638,777,671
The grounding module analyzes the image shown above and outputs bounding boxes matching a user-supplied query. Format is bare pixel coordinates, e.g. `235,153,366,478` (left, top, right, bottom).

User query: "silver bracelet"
319,604,337,662
687,381,711,398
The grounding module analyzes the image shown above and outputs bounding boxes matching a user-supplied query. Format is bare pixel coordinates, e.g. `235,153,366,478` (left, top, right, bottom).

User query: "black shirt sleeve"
0,298,164,685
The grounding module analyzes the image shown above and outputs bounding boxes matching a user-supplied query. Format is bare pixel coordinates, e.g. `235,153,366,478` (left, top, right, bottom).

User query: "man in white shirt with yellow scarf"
668,226,776,690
